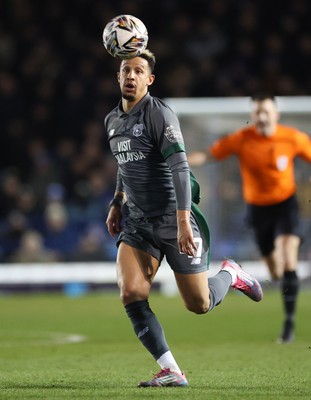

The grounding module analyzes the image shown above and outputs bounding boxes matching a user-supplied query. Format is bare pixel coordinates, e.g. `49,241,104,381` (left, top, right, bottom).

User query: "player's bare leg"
116,243,157,304
174,270,211,313
175,259,263,315
117,243,186,386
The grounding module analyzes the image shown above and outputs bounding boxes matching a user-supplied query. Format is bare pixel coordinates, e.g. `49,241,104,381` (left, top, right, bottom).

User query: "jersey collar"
117,92,151,117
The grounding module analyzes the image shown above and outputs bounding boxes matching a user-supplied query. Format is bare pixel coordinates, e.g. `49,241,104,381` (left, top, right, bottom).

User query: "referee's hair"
251,92,276,102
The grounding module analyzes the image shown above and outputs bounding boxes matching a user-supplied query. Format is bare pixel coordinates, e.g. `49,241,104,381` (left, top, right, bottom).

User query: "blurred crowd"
0,0,310,263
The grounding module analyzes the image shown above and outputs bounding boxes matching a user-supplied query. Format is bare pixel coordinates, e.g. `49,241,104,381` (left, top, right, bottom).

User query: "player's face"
117,57,155,107
251,99,280,136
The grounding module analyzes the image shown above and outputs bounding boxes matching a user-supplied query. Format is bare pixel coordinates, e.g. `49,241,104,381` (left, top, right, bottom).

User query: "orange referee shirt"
210,124,311,206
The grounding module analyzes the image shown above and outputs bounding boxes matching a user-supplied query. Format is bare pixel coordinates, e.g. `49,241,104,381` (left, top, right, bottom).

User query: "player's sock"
208,270,232,311
156,350,182,374
281,271,299,322
125,300,170,360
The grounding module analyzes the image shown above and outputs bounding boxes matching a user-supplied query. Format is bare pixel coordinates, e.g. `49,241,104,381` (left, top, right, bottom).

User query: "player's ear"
147,74,155,86
117,72,120,82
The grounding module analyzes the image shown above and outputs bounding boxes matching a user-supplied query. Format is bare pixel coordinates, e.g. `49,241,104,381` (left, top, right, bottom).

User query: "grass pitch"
0,288,310,399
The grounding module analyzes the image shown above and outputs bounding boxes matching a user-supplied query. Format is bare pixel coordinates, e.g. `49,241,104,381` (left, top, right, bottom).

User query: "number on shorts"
188,237,203,258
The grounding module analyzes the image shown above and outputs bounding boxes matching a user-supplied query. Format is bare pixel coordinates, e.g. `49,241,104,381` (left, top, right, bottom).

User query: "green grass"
0,288,310,399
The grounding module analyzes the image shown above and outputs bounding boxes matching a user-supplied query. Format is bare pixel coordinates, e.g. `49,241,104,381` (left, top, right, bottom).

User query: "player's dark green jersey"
105,93,190,218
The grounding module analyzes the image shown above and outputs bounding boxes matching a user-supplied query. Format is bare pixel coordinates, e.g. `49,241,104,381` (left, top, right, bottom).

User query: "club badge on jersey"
132,123,144,137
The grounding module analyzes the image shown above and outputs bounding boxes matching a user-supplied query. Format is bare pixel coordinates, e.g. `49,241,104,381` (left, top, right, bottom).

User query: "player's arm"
106,168,125,237
187,148,216,167
151,104,197,255
166,152,197,257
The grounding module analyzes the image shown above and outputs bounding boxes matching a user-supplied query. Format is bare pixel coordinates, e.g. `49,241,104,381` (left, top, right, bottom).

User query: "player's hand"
106,206,122,237
177,210,197,257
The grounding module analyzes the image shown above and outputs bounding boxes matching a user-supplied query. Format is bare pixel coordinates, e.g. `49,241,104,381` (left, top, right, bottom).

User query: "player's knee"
185,297,210,314
119,287,140,305
119,282,148,305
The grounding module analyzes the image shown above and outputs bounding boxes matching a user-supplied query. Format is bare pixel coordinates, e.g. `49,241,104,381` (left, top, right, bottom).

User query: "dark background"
0,0,310,263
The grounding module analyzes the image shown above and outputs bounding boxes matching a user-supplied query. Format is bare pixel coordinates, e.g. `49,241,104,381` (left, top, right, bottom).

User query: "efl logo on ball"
103,15,148,60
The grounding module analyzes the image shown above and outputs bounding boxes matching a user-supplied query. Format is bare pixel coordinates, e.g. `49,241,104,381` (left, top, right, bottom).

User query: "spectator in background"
7,229,58,263
16,184,40,224
27,138,62,211
0,210,29,261
0,169,22,218
70,224,113,262
42,202,79,260
1,0,311,264
84,168,114,220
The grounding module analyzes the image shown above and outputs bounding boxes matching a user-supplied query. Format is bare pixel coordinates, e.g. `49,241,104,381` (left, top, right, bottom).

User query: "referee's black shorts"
245,195,302,256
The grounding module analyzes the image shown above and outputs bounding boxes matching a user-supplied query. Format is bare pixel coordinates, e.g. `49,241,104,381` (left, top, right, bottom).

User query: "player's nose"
126,69,135,78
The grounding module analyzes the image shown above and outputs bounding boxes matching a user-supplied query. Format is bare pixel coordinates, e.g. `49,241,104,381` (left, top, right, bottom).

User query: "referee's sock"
208,270,232,311
281,271,299,322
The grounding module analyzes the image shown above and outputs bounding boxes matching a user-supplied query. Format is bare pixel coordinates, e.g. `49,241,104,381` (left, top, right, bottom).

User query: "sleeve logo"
164,125,182,143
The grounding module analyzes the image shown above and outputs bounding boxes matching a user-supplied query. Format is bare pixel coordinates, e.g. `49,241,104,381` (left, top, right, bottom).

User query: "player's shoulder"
144,96,178,126
104,106,118,125
144,95,173,113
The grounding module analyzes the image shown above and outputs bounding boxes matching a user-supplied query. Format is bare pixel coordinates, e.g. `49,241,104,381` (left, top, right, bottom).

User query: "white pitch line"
0,331,87,347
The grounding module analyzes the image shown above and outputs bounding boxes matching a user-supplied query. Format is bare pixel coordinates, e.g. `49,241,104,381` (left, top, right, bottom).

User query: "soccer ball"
103,15,148,60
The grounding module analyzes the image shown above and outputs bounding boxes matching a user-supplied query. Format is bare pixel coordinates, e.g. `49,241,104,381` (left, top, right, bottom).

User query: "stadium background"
0,0,310,268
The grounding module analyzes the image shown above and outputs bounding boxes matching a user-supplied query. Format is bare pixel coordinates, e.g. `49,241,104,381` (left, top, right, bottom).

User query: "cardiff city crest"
132,123,144,137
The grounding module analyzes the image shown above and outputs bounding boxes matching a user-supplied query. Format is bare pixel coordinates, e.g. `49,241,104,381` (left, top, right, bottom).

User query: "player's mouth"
124,82,136,92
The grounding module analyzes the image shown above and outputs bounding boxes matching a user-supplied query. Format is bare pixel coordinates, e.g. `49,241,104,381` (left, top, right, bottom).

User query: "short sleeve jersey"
210,124,311,206
104,93,186,217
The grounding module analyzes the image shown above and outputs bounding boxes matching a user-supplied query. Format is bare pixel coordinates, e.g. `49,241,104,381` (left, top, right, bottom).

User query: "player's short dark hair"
139,49,156,73
251,93,275,102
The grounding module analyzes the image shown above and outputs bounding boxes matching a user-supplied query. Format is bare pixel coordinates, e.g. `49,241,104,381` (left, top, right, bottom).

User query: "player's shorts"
117,211,209,274
245,195,302,256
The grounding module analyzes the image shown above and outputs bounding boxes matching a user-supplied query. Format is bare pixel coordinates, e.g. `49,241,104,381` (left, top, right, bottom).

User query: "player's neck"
121,93,146,113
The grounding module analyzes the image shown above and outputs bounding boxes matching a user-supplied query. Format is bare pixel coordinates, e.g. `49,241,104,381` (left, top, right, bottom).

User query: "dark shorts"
117,211,209,274
245,195,302,256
